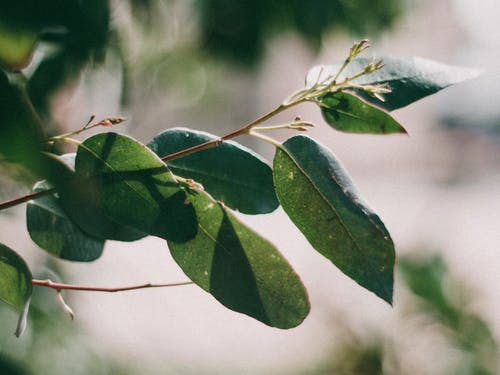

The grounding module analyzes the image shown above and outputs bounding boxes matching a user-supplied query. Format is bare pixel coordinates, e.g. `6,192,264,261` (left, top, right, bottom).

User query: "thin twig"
32,279,194,293
48,115,127,143
0,188,55,211
161,104,289,162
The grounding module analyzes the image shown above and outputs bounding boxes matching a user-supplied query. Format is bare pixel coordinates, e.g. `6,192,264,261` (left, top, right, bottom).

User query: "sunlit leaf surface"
274,135,394,303
74,133,197,242
168,190,310,328
321,91,406,134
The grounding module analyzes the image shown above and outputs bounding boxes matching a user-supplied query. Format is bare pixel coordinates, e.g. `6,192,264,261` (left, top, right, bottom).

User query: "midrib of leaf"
78,142,170,210
197,222,234,259
326,168,387,239
283,146,392,299
280,147,363,253
334,109,367,122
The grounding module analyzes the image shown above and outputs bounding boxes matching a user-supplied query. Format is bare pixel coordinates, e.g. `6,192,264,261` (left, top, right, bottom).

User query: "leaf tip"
399,125,409,136
14,297,31,338
377,282,394,306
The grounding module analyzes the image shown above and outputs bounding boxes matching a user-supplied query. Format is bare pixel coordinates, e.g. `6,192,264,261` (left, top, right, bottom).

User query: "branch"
32,279,194,293
161,104,289,162
2,88,310,210
0,106,291,210
48,115,127,143
1,41,377,211
0,188,55,211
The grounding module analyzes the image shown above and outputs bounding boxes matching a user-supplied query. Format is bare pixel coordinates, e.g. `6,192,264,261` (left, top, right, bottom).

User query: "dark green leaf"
320,92,406,134
0,243,32,337
148,128,279,214
44,153,147,242
27,181,105,262
168,190,310,328
0,70,51,178
307,57,479,111
273,135,394,303
74,133,197,242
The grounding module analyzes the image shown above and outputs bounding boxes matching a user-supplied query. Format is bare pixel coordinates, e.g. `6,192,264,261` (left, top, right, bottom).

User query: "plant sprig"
0,40,477,334
0,41,387,212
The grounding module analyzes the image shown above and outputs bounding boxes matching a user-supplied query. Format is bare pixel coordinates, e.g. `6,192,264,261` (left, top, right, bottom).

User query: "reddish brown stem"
0,188,55,211
161,104,287,162
32,279,194,293
1,104,291,210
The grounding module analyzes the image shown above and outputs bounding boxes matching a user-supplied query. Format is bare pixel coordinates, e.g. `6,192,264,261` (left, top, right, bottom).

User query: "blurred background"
1,0,500,374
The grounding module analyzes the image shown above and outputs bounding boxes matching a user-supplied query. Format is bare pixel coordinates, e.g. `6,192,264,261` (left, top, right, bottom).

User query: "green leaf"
74,132,197,242
273,135,394,303
0,70,51,178
43,153,147,242
306,57,479,111
27,181,105,262
320,91,406,134
168,190,310,328
0,243,32,337
148,128,279,214
0,22,37,70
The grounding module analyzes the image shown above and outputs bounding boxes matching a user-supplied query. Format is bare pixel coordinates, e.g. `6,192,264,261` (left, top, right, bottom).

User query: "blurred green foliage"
198,0,402,65
399,256,499,375
0,0,109,115
304,255,499,375
0,264,120,375
0,0,404,113
0,0,404,180
1,254,497,375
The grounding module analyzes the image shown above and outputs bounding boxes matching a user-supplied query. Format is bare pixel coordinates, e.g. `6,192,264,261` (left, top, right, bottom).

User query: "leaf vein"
281,148,364,253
